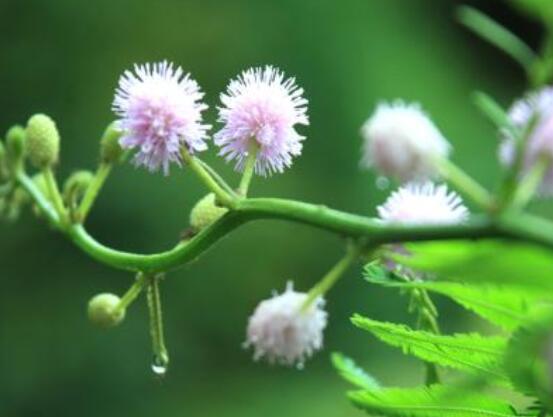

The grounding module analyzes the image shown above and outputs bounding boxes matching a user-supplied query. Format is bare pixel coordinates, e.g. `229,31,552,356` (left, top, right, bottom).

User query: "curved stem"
15,171,553,274
76,162,112,223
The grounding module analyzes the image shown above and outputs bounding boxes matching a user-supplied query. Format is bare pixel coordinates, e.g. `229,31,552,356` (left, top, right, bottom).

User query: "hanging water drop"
375,176,390,190
151,354,168,377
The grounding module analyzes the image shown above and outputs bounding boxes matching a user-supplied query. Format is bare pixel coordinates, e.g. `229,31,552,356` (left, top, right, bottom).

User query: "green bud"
6,125,26,162
100,122,123,164
63,170,94,205
25,114,60,168
189,193,229,232
87,293,125,328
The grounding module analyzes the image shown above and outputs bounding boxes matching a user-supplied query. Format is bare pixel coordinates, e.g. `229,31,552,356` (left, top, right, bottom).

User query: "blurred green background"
0,1,543,416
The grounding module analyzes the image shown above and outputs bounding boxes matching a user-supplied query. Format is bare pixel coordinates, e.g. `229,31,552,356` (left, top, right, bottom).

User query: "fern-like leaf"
352,315,508,382
331,352,380,390
364,274,532,331
349,384,517,417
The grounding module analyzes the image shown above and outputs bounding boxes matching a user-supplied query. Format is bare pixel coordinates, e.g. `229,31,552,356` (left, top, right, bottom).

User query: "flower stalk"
76,162,112,223
302,242,360,310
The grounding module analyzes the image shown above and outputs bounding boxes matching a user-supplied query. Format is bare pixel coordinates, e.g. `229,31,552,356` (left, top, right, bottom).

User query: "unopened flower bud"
6,125,26,163
189,193,228,231
25,114,60,168
63,170,93,205
87,293,125,328
100,122,124,164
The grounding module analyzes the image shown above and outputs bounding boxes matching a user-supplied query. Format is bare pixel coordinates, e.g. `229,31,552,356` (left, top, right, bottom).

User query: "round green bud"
87,293,125,328
100,122,123,164
6,125,26,162
63,170,94,204
25,114,60,168
189,193,229,232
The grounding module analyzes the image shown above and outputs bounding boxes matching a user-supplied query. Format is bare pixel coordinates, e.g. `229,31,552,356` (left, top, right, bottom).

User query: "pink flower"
361,101,451,182
214,66,309,176
499,87,553,194
244,282,327,368
113,61,210,174
377,182,468,275
377,182,469,225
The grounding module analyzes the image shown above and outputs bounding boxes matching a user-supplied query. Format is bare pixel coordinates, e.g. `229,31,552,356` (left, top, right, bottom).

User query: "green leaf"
393,240,553,293
457,6,536,71
352,315,509,382
365,271,533,331
504,307,553,407
349,384,517,417
331,352,380,390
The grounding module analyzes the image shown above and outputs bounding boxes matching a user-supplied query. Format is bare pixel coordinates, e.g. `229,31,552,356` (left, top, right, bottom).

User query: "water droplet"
151,362,167,376
151,354,169,377
375,176,390,190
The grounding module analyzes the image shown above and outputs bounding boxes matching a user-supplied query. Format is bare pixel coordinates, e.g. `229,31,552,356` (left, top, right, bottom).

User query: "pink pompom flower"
244,282,327,368
113,61,210,174
377,182,469,225
499,87,553,195
214,66,309,176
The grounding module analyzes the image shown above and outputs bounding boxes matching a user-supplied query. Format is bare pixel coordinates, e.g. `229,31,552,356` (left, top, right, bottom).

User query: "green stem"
113,272,148,315
147,274,169,375
302,243,360,309
181,148,236,208
15,171,553,273
43,168,68,224
512,155,551,209
76,162,112,223
238,145,257,196
411,285,440,385
434,157,494,210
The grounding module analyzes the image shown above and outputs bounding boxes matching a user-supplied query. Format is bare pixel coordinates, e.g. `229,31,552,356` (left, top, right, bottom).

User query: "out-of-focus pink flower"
499,87,553,194
361,101,451,182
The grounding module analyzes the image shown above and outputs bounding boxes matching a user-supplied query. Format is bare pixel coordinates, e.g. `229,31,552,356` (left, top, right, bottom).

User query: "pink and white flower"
215,66,309,176
113,61,210,174
377,182,469,225
499,87,553,195
244,282,327,368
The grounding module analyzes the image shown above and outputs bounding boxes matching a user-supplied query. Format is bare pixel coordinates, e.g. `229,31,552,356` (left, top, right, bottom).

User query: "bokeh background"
0,1,545,416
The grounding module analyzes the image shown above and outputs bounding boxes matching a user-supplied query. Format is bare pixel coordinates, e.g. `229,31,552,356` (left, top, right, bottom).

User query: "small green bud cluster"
25,114,60,169
87,293,125,328
189,193,229,232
